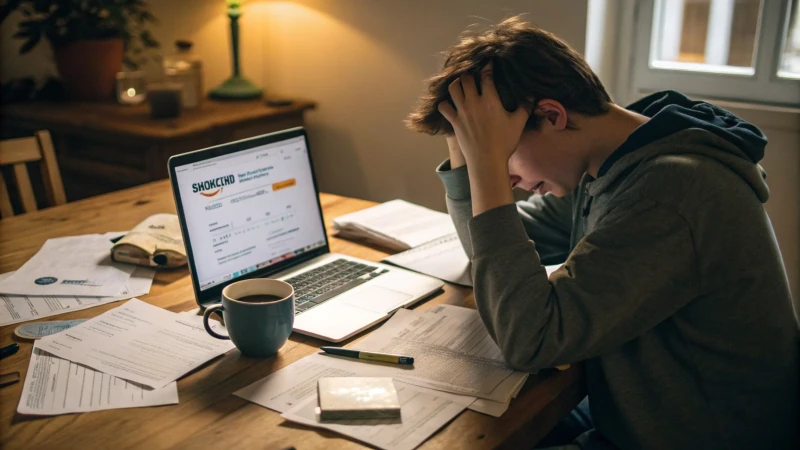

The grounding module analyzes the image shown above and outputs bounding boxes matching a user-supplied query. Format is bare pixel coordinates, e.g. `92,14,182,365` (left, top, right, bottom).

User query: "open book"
334,199,564,287
333,200,473,286
333,199,457,252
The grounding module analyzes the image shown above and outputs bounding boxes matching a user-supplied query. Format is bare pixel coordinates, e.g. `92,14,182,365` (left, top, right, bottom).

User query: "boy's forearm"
445,135,467,169
468,158,515,216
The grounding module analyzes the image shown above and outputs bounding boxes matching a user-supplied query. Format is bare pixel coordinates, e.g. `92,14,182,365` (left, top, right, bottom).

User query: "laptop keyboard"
285,259,389,315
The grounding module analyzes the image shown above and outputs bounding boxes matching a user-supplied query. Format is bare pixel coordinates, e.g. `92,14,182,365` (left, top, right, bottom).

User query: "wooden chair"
0,130,66,218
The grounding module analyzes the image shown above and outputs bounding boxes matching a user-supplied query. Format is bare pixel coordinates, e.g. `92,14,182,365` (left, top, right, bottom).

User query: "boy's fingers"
460,72,478,101
480,63,500,101
437,101,458,125
447,78,465,110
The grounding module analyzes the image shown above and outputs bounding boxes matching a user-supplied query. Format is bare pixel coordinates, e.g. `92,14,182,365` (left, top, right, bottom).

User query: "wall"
257,1,587,211
1,0,587,213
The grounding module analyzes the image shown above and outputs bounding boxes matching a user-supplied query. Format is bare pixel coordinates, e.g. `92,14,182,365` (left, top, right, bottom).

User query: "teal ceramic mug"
202,279,294,357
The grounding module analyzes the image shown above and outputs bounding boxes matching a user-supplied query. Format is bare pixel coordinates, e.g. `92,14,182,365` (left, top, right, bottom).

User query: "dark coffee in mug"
236,294,284,303
204,278,295,357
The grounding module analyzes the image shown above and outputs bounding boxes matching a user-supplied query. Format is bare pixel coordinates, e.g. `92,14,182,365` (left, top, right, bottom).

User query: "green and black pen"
320,346,414,365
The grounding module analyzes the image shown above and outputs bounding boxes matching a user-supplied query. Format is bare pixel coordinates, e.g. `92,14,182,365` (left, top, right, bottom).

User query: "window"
631,0,800,106
778,0,800,78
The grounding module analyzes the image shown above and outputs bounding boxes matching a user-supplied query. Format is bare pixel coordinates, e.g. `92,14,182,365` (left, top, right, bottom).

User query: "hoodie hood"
593,91,770,202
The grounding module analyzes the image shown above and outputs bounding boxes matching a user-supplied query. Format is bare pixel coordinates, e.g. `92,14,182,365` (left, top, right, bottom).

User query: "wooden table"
0,180,585,449
0,99,316,201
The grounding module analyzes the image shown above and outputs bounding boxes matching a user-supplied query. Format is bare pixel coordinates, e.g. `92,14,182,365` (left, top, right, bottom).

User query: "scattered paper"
383,234,472,286
356,305,526,402
234,352,364,413
0,267,155,327
333,200,456,252
36,298,235,389
467,373,528,418
0,234,138,297
282,381,472,450
18,342,178,415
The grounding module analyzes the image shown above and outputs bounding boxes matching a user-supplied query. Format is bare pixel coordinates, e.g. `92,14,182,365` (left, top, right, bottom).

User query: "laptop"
168,127,444,342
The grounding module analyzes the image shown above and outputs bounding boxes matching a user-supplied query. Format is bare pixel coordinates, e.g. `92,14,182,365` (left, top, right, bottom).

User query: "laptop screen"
173,135,327,291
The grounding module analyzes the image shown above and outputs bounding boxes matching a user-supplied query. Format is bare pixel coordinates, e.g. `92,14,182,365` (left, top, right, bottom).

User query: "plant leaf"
0,0,24,25
19,33,41,54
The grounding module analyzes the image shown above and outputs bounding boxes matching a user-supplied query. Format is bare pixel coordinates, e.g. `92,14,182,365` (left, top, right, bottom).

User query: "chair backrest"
0,130,66,218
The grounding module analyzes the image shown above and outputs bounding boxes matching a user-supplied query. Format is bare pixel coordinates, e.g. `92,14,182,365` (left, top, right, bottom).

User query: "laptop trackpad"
340,285,413,314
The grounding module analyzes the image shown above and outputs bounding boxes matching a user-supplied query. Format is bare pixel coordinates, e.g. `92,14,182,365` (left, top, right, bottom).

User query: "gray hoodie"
436,92,799,449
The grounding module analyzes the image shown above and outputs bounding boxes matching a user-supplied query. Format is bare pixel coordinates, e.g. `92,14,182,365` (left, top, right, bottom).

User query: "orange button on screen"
273,178,297,191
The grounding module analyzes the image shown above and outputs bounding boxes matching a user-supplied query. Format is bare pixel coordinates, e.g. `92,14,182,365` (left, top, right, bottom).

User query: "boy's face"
507,125,585,198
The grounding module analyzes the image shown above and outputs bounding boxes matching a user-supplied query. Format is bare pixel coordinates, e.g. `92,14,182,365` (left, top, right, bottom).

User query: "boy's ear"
537,99,568,130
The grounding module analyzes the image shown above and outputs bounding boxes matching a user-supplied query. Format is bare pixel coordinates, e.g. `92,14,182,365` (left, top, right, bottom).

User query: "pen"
320,346,414,365
0,343,20,360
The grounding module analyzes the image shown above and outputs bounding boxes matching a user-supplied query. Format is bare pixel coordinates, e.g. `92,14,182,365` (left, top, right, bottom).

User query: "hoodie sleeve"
468,193,700,372
436,159,573,263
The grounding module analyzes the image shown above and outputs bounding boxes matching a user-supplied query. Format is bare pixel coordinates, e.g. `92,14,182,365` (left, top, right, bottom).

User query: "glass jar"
115,71,147,105
163,40,204,108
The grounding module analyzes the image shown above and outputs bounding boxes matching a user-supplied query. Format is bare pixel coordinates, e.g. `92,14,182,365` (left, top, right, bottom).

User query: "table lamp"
210,0,263,99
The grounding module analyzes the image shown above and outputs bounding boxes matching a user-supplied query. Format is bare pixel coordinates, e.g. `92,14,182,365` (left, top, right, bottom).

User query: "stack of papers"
19,343,179,415
235,304,530,449
17,299,235,416
284,381,473,450
0,233,155,327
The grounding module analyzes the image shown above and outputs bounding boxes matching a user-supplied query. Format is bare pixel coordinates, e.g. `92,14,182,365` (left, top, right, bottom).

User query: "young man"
407,17,799,450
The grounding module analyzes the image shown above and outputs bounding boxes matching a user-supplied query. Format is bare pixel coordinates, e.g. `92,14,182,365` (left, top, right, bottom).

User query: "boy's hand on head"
437,64,529,167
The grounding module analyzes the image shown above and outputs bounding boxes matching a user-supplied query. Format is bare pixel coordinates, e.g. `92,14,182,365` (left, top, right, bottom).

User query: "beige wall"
257,1,587,211
1,1,587,212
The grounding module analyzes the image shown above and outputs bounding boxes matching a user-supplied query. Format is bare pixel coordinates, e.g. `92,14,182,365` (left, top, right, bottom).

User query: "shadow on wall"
307,125,369,200
255,0,588,211
285,0,589,67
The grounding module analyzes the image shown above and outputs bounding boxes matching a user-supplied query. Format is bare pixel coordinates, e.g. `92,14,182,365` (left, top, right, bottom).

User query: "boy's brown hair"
407,16,613,135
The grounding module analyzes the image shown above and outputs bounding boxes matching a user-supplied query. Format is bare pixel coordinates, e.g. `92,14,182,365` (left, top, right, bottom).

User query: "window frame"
630,0,800,107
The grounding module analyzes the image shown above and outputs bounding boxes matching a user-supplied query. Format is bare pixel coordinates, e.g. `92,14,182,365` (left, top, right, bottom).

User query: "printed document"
234,351,526,418
281,381,472,450
383,234,472,286
467,373,528,417
36,298,235,389
235,352,385,413
356,305,526,403
0,234,138,297
333,200,456,251
0,267,155,327
18,342,178,415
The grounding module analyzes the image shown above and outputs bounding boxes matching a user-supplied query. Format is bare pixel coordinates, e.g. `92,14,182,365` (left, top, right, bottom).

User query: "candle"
116,71,147,105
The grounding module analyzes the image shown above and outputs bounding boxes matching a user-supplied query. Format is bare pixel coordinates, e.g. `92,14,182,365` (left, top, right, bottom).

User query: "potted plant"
1,0,159,101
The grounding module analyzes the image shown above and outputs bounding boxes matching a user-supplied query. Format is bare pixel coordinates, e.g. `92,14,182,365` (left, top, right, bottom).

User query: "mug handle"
203,305,230,340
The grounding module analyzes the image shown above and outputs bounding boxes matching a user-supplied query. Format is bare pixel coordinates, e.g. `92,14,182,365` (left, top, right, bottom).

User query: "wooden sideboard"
1,99,316,201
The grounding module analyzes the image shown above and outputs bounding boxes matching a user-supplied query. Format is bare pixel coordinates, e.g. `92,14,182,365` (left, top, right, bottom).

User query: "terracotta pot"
53,39,124,101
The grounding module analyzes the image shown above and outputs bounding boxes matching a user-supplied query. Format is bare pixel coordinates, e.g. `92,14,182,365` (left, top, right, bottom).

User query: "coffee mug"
202,278,295,357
